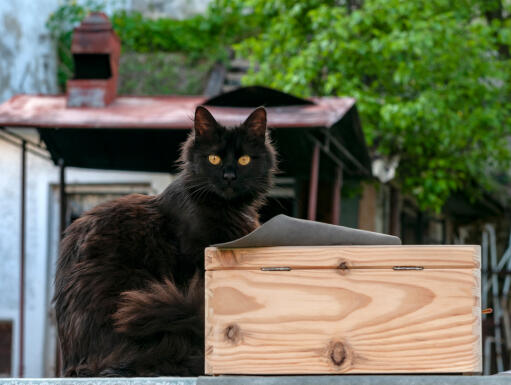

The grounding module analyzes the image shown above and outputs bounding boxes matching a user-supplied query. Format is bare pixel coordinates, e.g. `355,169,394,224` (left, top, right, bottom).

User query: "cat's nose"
223,169,237,182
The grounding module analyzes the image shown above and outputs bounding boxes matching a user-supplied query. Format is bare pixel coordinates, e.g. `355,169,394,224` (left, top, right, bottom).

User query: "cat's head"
181,106,276,206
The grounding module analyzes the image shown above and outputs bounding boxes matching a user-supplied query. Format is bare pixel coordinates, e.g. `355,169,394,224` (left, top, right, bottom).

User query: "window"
0,321,12,377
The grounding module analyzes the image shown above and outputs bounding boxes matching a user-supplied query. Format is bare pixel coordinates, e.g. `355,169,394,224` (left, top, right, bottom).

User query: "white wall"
0,0,59,103
0,132,174,377
0,0,59,375
131,0,212,19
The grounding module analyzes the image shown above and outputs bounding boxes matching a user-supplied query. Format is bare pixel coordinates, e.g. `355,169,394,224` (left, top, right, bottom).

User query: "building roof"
0,93,354,129
0,86,370,176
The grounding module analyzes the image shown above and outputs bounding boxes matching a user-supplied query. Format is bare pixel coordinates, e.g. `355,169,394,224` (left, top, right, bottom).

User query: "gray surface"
198,375,509,385
0,379,196,385
214,215,401,248
1,376,510,385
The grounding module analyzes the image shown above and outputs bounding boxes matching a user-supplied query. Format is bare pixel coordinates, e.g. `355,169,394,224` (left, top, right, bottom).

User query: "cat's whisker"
188,183,213,202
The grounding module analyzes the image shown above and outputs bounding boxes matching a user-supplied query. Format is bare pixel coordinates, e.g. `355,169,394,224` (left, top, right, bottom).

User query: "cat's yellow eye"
208,155,221,165
238,155,251,166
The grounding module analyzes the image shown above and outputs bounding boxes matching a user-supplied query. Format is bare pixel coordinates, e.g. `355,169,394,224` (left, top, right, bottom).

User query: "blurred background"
1,0,511,377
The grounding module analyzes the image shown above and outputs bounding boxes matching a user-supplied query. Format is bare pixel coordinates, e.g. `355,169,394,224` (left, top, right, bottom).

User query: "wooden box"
205,245,481,374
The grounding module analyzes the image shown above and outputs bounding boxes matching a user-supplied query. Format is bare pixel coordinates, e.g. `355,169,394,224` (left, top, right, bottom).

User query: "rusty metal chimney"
66,12,120,108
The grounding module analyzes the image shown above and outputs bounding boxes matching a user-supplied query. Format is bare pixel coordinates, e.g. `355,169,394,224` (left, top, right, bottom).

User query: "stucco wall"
0,133,174,377
0,131,175,375
131,0,212,19
0,0,60,376
0,0,58,103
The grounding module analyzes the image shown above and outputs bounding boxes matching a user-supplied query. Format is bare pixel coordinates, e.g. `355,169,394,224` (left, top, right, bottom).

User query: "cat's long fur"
54,107,276,376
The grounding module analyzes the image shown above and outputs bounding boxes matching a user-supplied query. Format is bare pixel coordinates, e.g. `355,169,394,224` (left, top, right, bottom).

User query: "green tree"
228,0,511,211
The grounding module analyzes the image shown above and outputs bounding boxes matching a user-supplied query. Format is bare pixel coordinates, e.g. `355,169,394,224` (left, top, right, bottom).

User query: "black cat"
53,106,276,376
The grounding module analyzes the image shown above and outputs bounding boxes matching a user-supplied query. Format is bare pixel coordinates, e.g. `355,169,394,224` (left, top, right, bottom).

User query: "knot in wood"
224,324,240,343
330,341,346,366
338,262,349,270
337,260,350,275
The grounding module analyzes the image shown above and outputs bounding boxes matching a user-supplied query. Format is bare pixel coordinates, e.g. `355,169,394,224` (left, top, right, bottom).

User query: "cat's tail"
110,275,204,375
112,275,203,340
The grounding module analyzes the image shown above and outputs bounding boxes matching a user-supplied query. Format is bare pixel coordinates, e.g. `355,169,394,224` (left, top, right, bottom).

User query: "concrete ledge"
1,376,510,385
197,375,510,385
0,379,196,385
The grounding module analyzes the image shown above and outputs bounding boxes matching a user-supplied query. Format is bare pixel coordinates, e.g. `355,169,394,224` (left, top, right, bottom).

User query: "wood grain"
205,245,480,271
205,268,481,374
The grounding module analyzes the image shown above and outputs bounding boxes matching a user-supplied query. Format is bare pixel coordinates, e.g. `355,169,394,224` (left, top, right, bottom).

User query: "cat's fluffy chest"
172,203,257,260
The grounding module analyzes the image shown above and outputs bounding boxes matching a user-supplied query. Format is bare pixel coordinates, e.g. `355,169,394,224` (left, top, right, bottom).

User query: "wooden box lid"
205,245,480,271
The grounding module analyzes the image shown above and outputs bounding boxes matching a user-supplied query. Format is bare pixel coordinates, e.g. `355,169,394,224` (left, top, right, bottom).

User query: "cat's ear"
194,106,219,138
243,107,267,138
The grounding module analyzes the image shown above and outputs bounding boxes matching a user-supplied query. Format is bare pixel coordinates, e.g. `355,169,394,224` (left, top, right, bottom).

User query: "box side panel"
474,266,482,373
205,246,480,271
205,271,211,374
205,268,481,374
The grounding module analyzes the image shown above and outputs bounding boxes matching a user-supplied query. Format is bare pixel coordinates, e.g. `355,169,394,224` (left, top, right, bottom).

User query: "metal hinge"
261,267,292,271
393,266,424,271
260,266,424,271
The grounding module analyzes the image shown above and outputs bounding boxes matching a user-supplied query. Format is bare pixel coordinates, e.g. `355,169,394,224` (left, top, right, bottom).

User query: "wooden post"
416,211,424,244
331,166,343,225
358,183,377,232
307,144,320,221
389,186,401,237
19,140,26,378
59,159,66,238
55,159,66,377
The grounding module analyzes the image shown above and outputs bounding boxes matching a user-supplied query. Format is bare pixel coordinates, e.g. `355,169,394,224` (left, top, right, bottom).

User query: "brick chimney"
66,13,120,108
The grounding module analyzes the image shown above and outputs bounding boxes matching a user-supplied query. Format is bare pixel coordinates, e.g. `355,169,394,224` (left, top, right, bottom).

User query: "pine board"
205,262,481,374
205,245,480,271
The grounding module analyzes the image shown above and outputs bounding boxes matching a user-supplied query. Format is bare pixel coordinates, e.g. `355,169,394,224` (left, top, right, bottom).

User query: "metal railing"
482,224,511,374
